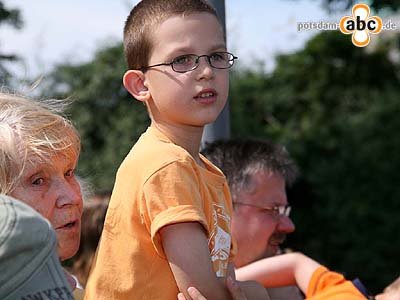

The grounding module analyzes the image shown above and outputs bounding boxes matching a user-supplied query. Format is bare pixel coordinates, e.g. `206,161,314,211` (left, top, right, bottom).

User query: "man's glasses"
140,52,238,73
234,202,292,217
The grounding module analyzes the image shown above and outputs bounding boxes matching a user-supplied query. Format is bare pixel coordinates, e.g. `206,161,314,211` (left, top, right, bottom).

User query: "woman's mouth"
57,220,78,230
64,221,76,228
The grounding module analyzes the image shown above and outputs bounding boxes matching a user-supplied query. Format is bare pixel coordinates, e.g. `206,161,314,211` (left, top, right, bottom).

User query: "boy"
184,252,370,300
235,252,368,300
85,1,265,299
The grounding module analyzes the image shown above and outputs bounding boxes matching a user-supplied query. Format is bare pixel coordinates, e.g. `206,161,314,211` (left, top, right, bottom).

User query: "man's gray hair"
202,139,298,200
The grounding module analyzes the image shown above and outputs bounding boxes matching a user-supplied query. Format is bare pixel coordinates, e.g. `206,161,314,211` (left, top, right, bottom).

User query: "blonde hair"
0,92,81,194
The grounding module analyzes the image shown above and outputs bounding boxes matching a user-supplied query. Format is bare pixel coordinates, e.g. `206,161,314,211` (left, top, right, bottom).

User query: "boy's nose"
195,57,214,80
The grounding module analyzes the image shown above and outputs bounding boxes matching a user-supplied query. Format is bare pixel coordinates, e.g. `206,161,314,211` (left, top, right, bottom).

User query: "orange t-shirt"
85,127,235,300
306,266,367,300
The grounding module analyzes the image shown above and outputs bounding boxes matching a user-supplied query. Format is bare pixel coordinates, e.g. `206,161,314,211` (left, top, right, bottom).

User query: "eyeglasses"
140,52,238,73
234,202,291,217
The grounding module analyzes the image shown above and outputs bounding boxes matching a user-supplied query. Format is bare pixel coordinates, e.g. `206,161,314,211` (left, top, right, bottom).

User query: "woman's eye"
65,169,74,177
32,178,44,185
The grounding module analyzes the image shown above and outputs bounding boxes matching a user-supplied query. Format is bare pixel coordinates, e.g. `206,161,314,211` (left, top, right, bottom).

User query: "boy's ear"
123,70,150,103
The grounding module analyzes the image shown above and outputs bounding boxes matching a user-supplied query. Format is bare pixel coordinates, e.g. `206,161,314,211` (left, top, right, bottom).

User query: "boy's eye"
173,55,194,65
210,52,227,62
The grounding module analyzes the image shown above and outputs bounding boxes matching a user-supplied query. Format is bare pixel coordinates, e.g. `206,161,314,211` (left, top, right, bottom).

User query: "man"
202,139,304,300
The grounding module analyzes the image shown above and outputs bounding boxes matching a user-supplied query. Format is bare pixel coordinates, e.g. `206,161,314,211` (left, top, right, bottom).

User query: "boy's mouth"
196,92,214,98
194,89,218,104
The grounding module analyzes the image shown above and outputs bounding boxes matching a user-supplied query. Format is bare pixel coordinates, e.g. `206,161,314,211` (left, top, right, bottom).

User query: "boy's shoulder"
134,126,194,161
119,126,197,179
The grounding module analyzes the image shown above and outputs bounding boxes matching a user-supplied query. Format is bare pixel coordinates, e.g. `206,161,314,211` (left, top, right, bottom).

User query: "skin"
10,152,83,261
376,291,400,300
178,277,248,300
123,12,229,163
232,170,295,268
236,253,320,294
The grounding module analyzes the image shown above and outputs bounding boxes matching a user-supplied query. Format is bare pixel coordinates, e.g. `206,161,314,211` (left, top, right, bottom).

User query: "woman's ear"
123,70,150,103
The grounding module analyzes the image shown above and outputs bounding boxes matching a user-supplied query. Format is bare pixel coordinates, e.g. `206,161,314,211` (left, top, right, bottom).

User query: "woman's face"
10,152,83,261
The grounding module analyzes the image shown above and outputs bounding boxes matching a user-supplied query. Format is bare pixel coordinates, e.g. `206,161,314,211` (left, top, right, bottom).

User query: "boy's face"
144,12,229,127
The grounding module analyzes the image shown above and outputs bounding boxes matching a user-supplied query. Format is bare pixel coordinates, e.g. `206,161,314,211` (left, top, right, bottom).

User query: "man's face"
231,170,295,268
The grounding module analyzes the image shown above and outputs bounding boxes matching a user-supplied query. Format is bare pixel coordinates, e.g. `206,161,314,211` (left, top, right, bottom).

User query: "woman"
0,92,83,291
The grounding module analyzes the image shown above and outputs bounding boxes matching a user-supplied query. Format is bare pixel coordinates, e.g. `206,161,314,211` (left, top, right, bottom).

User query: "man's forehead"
241,170,287,205
245,169,284,188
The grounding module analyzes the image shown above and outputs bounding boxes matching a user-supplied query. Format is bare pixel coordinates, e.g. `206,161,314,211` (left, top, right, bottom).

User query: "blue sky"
1,0,340,78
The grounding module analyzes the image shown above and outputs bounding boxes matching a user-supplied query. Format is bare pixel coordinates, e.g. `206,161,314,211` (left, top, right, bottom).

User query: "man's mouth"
269,235,286,246
269,241,282,247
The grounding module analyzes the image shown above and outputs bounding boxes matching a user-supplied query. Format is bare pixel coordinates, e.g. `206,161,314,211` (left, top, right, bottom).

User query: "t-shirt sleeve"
142,159,209,257
306,266,367,299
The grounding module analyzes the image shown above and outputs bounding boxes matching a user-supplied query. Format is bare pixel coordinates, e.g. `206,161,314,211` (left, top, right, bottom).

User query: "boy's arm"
160,222,232,300
235,252,320,294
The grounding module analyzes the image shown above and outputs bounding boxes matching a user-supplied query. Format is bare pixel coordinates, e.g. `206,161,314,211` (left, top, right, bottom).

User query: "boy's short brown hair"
123,0,219,70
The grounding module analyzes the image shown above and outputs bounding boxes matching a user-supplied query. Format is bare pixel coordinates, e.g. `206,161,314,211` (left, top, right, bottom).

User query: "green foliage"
0,1,23,84
0,1,23,28
41,43,149,192
229,31,400,293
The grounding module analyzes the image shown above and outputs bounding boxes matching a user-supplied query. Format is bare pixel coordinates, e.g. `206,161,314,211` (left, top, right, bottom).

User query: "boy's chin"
200,111,225,125
194,118,218,127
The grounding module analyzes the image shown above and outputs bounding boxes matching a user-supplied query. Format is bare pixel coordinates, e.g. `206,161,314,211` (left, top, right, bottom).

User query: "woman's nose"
56,180,82,208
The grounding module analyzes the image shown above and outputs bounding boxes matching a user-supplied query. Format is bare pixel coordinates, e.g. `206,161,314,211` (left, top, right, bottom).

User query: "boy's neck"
151,121,204,166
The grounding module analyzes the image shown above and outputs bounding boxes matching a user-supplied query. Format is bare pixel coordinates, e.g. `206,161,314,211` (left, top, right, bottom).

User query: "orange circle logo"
339,3,382,47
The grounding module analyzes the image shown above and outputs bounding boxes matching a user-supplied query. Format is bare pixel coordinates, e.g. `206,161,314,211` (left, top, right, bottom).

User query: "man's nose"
277,215,295,233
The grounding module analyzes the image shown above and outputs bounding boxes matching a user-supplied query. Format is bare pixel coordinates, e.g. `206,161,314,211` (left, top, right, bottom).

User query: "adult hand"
177,277,247,300
375,291,399,300
63,270,77,290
